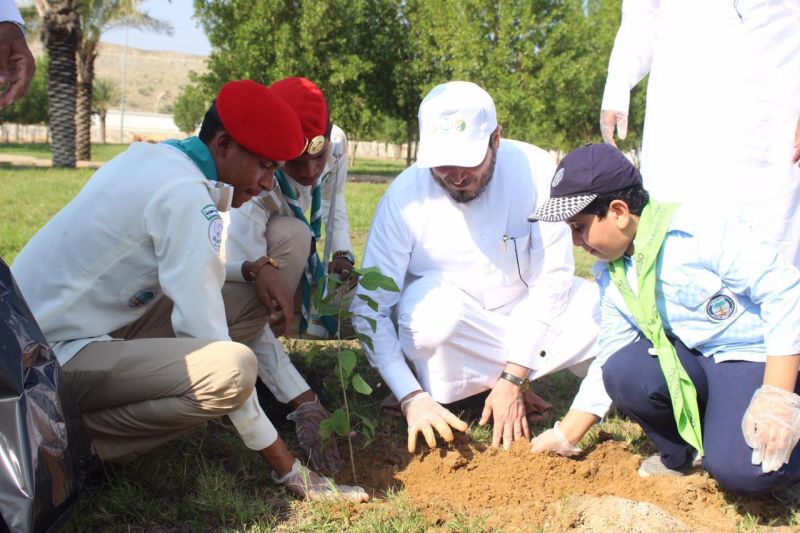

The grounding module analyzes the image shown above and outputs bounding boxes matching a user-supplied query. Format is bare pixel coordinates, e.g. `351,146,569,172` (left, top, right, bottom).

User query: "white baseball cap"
416,81,498,169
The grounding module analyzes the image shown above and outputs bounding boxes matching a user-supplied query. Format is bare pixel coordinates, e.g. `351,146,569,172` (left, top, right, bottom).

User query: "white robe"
602,0,800,264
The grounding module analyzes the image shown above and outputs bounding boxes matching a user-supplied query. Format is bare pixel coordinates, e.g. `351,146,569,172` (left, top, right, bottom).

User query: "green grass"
348,157,406,177
0,142,129,162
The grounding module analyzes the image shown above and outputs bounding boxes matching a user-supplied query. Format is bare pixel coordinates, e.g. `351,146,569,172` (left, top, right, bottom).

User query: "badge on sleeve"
706,293,735,321
129,288,158,308
208,218,224,252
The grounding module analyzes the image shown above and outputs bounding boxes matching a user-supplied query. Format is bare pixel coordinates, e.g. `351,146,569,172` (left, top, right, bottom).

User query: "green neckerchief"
162,137,218,182
608,200,704,456
274,169,336,337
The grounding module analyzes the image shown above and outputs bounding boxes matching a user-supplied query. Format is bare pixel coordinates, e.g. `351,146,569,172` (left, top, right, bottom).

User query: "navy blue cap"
528,143,642,222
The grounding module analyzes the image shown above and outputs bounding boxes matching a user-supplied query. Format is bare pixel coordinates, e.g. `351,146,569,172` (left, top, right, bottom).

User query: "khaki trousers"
63,283,267,462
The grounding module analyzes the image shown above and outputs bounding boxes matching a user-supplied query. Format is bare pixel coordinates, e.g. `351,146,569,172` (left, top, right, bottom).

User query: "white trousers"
396,275,601,404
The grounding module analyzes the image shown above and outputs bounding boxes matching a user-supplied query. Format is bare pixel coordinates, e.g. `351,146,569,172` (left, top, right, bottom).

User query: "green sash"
608,200,704,455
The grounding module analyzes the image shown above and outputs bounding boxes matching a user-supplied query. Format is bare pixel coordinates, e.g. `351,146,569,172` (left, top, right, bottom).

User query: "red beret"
216,80,305,161
270,77,329,139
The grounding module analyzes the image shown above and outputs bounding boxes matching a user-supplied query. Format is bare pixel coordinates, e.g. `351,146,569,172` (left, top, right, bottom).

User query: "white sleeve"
322,132,353,255
143,182,230,342
249,327,310,403
350,194,420,401
601,0,660,113
569,266,640,417
507,155,575,370
227,388,279,450
225,200,270,264
0,1,23,26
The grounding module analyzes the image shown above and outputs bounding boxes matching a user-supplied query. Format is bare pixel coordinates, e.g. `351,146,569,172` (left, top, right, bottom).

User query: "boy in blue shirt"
528,143,800,495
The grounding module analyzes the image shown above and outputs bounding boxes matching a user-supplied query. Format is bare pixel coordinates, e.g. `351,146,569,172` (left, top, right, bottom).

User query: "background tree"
91,77,117,143
76,0,173,160
173,83,207,135
34,0,81,168
0,55,49,137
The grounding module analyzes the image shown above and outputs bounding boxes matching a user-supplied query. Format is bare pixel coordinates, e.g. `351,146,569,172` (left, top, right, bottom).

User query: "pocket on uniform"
118,271,161,309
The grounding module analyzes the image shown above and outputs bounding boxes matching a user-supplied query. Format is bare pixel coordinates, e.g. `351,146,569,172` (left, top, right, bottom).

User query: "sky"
100,0,211,56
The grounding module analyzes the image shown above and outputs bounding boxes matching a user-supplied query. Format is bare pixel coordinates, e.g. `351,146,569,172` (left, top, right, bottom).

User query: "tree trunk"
99,111,106,144
75,43,95,160
405,119,414,167
42,1,81,168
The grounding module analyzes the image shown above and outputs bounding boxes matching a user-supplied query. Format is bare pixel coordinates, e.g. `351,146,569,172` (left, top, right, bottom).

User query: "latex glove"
599,109,628,147
272,459,369,502
286,397,343,473
530,421,581,457
401,391,469,453
254,261,293,336
742,385,800,473
0,22,35,108
479,378,530,450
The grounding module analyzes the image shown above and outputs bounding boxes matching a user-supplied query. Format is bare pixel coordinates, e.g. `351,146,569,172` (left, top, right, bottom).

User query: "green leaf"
319,418,333,449
337,350,357,379
353,332,374,352
311,278,327,308
356,293,380,312
356,413,375,447
351,373,373,395
361,315,377,333
315,301,339,318
329,408,350,437
358,271,400,292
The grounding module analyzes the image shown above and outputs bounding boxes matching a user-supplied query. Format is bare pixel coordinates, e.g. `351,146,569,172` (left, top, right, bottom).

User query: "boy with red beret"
12,80,368,502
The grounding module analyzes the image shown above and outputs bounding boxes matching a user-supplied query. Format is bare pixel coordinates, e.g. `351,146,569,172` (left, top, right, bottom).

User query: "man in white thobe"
351,81,601,454
600,0,800,264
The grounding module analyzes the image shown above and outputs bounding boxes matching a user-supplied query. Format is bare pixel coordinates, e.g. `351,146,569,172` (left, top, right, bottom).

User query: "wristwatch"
500,371,532,391
245,256,279,282
332,250,355,264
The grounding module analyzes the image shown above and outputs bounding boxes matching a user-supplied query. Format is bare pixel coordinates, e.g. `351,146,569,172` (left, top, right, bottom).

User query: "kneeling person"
11,80,367,502
529,143,800,495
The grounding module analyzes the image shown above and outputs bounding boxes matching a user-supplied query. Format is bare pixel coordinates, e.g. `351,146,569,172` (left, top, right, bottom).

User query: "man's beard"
431,146,497,203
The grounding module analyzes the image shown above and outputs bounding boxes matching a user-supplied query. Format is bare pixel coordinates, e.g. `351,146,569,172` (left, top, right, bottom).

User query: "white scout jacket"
351,139,576,400
576,205,800,418
602,0,800,262
12,142,230,366
225,124,352,263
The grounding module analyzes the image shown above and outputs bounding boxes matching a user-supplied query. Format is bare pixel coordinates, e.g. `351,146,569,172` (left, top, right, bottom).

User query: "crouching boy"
528,143,800,495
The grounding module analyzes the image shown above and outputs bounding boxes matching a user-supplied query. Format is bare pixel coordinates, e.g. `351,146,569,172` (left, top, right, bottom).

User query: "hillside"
27,41,208,114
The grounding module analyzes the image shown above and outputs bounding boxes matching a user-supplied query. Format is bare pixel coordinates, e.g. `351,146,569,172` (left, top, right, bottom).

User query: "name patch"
201,203,220,221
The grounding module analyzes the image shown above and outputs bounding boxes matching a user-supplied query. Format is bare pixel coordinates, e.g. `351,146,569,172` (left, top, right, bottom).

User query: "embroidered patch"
454,119,466,132
201,203,220,221
129,288,158,308
706,294,735,321
551,168,565,188
208,218,224,252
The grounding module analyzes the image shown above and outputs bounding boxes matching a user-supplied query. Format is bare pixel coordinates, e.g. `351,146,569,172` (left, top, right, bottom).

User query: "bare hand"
254,263,294,336
328,255,354,281
599,109,628,147
0,22,35,109
479,379,530,450
792,115,800,166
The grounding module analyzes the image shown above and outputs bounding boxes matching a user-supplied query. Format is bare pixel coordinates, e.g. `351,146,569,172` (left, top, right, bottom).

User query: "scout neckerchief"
275,169,337,336
162,137,217,181
608,200,704,455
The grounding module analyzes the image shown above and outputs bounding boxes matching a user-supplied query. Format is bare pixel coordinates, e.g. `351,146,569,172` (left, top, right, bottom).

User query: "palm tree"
92,77,117,144
34,0,81,168
76,1,173,160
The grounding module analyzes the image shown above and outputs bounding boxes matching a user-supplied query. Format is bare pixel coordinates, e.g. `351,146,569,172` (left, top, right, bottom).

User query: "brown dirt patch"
338,435,794,531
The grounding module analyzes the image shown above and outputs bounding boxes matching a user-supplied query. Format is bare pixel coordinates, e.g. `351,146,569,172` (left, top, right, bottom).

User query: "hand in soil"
479,379,530,449
530,421,581,457
272,459,369,503
401,391,469,453
287,397,343,473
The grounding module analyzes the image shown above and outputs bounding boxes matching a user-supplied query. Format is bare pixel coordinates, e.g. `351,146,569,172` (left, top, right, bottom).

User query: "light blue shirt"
572,205,800,418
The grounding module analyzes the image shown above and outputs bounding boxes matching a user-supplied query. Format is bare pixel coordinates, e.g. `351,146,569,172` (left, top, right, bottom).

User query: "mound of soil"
339,435,793,531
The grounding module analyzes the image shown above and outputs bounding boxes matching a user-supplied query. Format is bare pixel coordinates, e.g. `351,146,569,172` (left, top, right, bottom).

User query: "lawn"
4,164,625,531
0,142,129,162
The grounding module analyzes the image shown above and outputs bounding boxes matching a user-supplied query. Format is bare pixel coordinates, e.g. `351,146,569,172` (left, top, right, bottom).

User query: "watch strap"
500,371,531,391
246,256,279,282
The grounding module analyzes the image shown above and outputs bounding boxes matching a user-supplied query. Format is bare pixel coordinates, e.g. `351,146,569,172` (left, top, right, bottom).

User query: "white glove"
401,391,469,453
742,385,800,473
272,459,369,502
599,109,628,147
530,421,581,457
